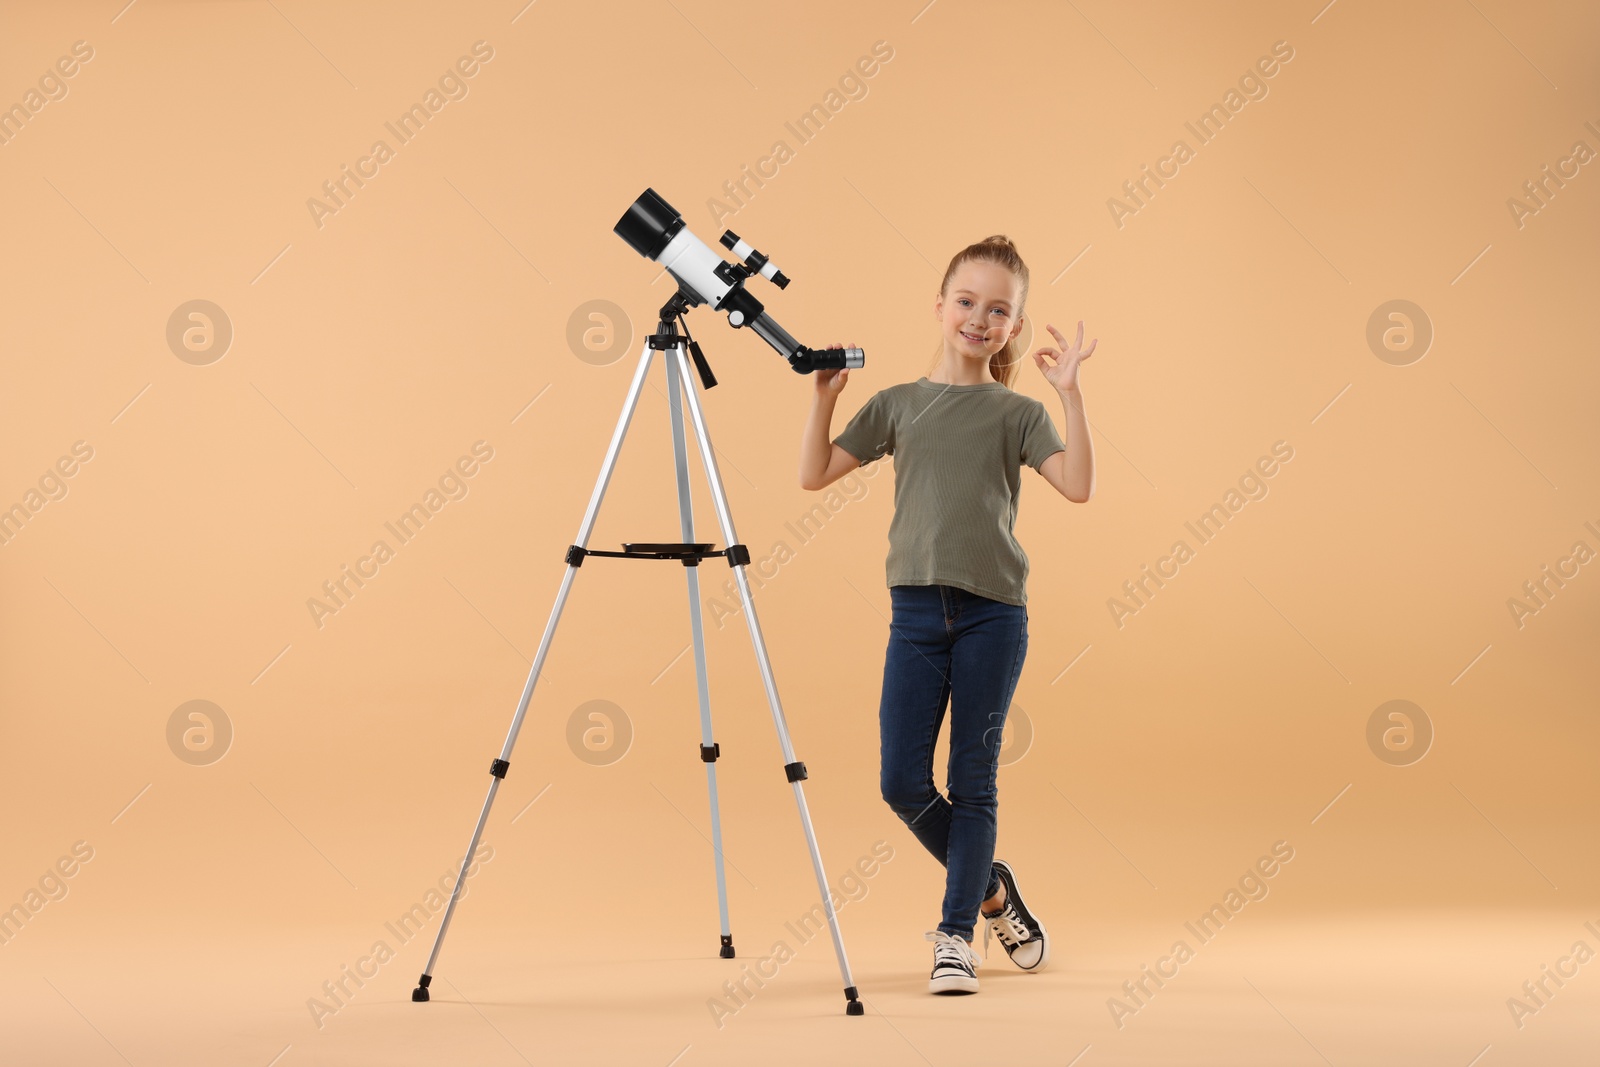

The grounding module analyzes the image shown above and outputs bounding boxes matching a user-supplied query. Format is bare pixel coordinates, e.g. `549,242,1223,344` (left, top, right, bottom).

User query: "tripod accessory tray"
565,542,752,567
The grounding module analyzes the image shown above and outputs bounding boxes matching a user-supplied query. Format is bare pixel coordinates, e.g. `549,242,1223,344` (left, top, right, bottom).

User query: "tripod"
412,291,865,1016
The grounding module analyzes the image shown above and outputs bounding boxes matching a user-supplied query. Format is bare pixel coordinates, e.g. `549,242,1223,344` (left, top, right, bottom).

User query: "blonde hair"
927,235,1030,388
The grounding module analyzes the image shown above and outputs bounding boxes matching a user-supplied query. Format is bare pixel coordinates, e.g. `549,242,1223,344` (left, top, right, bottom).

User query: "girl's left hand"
1034,321,1097,394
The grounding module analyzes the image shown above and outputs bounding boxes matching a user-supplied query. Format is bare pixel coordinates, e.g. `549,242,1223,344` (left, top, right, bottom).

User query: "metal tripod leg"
663,351,737,959
412,338,657,1003
665,343,864,1016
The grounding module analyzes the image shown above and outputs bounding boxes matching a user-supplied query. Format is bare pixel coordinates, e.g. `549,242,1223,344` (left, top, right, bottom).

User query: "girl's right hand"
815,343,853,398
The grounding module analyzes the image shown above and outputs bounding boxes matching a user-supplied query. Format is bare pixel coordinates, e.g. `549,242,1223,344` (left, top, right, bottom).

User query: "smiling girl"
799,235,1097,994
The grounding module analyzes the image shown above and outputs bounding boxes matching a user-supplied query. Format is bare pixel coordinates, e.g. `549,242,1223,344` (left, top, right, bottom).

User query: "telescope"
614,188,866,374
408,185,873,1020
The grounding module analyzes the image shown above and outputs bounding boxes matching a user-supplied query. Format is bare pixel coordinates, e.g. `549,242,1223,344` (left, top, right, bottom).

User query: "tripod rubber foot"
844,985,863,1015
412,973,432,1002
719,933,735,958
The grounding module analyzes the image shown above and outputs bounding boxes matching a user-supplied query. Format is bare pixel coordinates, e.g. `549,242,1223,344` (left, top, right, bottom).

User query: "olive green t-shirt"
832,376,1066,607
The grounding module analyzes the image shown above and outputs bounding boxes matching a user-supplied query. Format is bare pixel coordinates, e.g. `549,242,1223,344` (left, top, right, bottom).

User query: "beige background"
1,0,1597,1063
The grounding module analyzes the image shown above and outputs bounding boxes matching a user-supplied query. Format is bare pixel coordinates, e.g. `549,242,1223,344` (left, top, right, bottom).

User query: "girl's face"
934,259,1024,369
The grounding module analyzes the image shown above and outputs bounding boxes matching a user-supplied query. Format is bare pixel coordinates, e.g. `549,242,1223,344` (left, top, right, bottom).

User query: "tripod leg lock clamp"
700,742,720,762
784,760,807,782
490,758,510,779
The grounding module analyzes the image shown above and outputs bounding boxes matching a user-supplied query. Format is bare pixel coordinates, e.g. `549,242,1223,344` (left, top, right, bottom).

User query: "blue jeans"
878,584,1028,940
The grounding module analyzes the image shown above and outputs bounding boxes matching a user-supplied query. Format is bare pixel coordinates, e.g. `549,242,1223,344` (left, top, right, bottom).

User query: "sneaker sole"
929,973,979,994
992,859,1050,971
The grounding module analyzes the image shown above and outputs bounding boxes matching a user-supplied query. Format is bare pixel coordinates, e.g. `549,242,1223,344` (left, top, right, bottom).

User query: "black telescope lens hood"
614,188,684,261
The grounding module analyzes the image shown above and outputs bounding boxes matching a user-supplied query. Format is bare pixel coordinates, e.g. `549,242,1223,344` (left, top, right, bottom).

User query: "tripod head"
614,188,866,376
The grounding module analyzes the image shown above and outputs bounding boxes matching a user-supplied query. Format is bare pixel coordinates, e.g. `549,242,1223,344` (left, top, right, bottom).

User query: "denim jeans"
878,583,1029,940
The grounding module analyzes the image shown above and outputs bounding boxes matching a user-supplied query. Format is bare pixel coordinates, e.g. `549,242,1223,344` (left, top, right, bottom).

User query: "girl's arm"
800,363,860,491
1040,386,1094,503
1034,321,1098,503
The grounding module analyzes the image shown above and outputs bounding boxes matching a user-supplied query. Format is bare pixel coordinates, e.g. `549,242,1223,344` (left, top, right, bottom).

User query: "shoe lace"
925,929,981,967
984,901,1030,956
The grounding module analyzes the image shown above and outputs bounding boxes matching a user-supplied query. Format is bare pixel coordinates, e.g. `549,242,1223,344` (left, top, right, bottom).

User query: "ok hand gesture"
1033,322,1097,395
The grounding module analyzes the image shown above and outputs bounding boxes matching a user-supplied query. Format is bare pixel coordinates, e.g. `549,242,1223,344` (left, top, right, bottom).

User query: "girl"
798,235,1097,994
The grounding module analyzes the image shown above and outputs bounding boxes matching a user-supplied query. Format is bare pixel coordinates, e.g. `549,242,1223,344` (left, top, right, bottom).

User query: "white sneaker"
925,930,982,994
